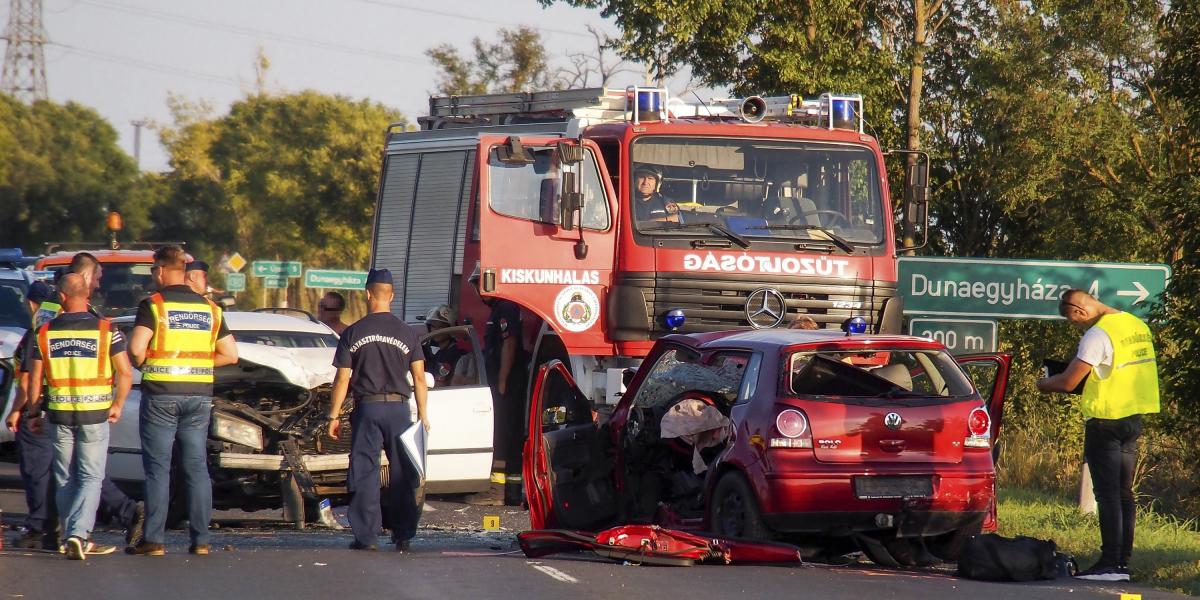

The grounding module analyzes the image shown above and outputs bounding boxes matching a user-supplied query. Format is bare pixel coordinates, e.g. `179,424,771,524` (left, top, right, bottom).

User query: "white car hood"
0,327,25,360
235,343,336,390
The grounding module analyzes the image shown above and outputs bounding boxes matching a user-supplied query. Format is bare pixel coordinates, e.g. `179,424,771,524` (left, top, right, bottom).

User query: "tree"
0,96,147,251
426,26,563,95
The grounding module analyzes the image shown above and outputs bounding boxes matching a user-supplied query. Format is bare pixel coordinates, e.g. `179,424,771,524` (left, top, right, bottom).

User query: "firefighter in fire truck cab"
632,165,679,224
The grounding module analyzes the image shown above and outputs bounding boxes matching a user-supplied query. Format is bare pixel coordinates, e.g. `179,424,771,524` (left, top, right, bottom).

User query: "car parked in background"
524,328,1010,566
0,262,33,446
107,311,494,526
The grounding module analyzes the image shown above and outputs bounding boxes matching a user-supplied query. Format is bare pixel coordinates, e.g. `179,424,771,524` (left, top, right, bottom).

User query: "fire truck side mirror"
559,171,582,229
556,141,584,166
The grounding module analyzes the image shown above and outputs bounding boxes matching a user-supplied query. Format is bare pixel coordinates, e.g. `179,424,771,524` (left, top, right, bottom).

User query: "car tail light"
770,409,813,448
965,407,991,449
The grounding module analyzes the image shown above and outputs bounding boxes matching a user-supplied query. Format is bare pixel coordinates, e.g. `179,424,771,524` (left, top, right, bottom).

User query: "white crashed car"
107,311,494,524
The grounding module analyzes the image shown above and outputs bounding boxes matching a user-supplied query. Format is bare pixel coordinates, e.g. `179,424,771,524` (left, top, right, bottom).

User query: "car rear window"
786,349,976,401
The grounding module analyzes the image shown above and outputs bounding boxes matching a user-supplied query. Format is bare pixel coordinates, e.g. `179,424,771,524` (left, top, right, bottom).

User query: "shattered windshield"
630,136,885,247
631,348,751,409
787,349,975,401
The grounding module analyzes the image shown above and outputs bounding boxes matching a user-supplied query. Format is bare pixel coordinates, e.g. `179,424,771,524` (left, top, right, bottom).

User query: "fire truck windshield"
630,136,885,248
45,262,155,318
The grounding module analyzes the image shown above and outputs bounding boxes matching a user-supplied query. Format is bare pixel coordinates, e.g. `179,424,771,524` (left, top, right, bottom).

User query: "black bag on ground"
956,534,1060,581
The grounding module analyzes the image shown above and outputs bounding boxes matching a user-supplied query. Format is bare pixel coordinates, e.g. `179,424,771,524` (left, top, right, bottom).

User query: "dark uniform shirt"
134,285,231,396
634,193,670,222
483,300,522,381
424,341,465,385
28,312,128,425
333,312,425,398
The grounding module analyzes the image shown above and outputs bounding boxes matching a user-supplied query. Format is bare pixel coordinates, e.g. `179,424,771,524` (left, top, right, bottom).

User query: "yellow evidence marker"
483,516,500,530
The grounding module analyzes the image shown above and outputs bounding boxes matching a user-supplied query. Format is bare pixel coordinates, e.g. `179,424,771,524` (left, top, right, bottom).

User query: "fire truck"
369,87,928,404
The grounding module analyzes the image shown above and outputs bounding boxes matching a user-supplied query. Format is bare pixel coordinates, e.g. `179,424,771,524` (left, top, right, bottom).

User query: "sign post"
251,261,302,279
226,272,246,293
899,257,1170,319
908,318,997,354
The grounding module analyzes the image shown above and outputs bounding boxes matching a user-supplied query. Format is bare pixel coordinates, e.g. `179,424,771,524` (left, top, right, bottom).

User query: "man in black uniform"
632,165,679,224
326,269,429,552
468,267,527,504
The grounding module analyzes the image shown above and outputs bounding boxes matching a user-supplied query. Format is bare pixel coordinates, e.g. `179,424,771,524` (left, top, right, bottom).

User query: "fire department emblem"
553,285,600,333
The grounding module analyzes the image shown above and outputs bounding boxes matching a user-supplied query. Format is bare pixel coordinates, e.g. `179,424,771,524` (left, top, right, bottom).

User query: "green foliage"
0,96,145,251
156,90,403,271
426,26,562,95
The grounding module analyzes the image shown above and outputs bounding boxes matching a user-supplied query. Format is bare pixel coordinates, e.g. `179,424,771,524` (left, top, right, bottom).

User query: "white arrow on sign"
1116,281,1150,304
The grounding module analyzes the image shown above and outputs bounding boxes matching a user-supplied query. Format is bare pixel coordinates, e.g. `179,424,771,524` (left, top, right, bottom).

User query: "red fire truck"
369,87,927,404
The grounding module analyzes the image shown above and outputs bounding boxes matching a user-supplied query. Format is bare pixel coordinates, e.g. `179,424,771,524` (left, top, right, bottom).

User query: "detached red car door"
524,360,616,530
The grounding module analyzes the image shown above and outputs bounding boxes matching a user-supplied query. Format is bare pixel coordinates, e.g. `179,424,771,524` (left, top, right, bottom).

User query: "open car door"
523,360,616,530
955,353,1013,442
418,325,493,494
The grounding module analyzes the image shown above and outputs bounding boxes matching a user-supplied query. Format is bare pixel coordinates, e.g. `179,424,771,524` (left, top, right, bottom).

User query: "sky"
15,0,700,172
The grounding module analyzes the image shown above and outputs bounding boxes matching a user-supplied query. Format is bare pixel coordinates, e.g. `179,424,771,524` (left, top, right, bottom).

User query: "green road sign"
251,261,302,278
909,318,997,355
262,276,288,289
304,269,367,290
899,257,1171,319
226,272,246,292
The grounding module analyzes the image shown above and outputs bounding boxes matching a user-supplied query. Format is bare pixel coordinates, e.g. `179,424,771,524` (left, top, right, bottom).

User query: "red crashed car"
523,329,1010,566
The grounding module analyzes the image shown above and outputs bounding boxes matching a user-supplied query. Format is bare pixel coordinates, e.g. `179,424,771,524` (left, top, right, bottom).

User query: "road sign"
262,276,288,289
226,252,246,273
304,269,367,290
252,261,302,278
899,257,1170,319
909,318,997,355
226,272,246,292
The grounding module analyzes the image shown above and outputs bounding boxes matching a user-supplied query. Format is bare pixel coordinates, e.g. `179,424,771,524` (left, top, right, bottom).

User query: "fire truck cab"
370,87,927,404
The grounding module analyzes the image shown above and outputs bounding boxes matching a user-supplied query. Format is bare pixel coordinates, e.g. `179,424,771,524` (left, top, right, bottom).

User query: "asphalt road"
0,469,1187,600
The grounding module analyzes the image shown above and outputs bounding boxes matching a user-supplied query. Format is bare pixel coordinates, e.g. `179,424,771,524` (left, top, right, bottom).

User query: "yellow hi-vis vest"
141,292,221,385
1080,312,1161,420
34,300,62,328
36,318,115,417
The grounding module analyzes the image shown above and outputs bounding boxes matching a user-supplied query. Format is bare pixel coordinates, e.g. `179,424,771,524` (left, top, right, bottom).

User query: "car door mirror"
543,405,567,428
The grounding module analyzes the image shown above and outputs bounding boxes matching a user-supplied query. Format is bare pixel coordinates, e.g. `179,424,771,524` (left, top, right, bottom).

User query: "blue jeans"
348,401,419,547
51,422,109,541
140,394,212,545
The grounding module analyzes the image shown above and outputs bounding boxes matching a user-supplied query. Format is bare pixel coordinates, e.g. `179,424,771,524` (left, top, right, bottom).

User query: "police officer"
468,266,527,504
185,260,209,296
326,269,428,552
7,281,146,551
127,245,238,557
25,274,134,560
1037,289,1160,582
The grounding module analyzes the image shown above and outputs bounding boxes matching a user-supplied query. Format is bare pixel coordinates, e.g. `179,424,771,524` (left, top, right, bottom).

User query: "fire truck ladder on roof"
421,87,633,129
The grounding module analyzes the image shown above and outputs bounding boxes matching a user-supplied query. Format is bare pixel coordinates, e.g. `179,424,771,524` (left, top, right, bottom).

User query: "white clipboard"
400,420,427,480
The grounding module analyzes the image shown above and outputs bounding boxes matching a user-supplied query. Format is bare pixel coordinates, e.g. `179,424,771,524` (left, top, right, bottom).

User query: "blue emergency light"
842,316,868,335
663,309,686,330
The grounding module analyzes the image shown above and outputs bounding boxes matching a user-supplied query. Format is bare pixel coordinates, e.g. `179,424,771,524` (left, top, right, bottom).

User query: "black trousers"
347,401,419,547
1084,414,1141,567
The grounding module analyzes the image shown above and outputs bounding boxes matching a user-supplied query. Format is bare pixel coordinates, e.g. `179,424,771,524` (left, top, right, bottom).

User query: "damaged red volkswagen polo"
523,328,1010,566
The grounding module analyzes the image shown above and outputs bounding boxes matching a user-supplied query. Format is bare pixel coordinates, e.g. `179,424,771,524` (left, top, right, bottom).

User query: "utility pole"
1,0,48,102
131,119,147,169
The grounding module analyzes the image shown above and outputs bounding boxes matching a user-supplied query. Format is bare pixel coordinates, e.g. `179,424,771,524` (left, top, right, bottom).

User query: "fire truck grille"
618,273,896,334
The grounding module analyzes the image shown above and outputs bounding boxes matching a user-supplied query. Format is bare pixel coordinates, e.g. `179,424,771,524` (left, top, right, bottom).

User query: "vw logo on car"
744,287,786,329
884,412,903,430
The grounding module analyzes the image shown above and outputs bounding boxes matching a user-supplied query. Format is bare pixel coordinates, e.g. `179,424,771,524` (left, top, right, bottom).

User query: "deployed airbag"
660,397,731,474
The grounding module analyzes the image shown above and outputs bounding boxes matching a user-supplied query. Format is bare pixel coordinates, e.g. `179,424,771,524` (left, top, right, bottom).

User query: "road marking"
528,562,578,584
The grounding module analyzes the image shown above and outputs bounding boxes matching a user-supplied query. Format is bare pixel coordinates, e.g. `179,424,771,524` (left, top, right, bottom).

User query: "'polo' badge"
884,412,902,430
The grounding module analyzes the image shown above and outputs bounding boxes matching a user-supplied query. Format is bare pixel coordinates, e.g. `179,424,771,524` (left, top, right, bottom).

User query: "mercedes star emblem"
744,287,786,329
884,412,903,430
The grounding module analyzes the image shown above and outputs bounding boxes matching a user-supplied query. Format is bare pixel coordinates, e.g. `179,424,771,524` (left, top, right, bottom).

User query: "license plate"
853,476,933,499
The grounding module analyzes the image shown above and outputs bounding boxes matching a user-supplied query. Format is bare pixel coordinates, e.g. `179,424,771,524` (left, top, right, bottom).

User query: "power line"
76,0,429,65
48,40,246,87
345,0,594,39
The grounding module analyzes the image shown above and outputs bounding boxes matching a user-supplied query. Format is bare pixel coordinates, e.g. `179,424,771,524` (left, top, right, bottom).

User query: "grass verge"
998,486,1200,596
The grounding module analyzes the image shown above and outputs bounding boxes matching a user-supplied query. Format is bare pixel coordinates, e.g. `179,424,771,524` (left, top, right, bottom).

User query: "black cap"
366,268,393,286
186,260,209,273
28,280,54,304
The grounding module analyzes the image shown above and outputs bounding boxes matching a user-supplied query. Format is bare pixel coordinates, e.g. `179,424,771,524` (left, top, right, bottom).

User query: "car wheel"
710,471,772,540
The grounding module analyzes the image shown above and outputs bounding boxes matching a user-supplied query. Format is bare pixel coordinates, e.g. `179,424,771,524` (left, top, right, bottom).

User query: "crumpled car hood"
234,343,335,390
